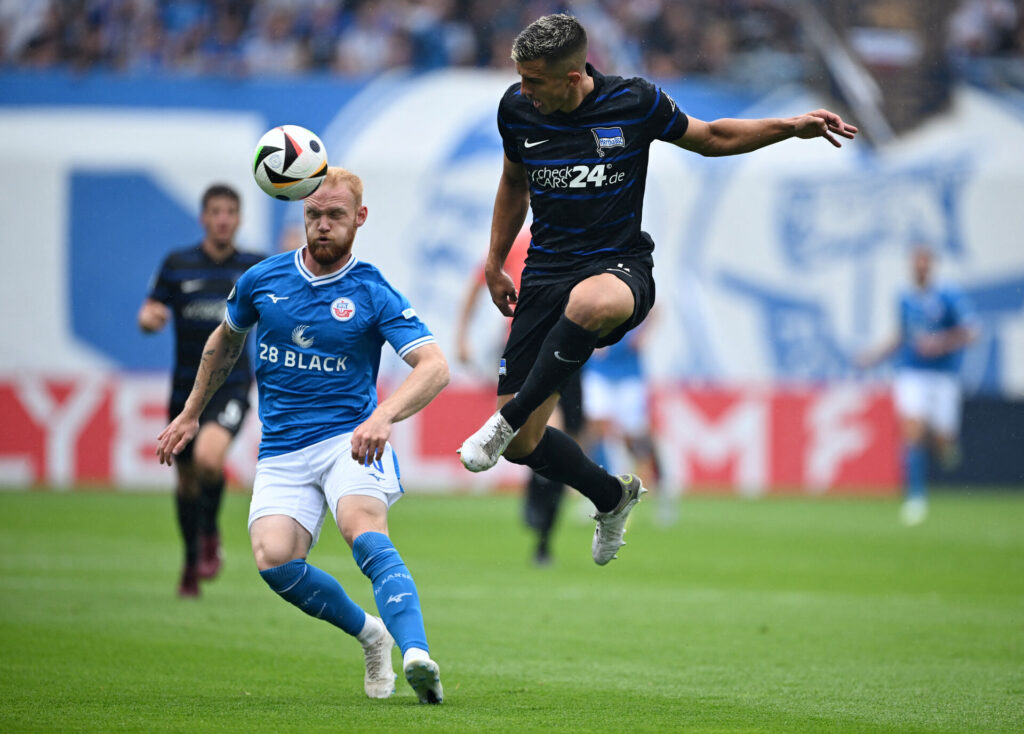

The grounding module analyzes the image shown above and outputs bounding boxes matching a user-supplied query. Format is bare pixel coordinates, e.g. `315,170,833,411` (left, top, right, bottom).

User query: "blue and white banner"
2,71,1023,395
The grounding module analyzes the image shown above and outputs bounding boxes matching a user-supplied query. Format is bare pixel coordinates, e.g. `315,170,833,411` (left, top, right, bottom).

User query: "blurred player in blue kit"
859,245,977,526
456,228,586,565
138,184,263,598
583,325,675,525
459,13,858,564
157,168,448,704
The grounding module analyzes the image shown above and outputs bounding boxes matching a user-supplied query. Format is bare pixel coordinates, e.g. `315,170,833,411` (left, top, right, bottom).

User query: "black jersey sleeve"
636,77,689,143
497,87,523,163
147,253,175,305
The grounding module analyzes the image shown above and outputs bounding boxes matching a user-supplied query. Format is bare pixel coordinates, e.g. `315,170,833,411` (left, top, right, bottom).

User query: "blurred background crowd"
3,0,1023,84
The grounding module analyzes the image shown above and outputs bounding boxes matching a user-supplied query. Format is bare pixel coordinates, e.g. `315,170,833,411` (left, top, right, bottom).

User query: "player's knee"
175,478,200,500
191,445,225,484
628,434,656,459
338,512,380,548
193,458,223,486
565,290,632,331
258,558,306,595
251,535,303,571
901,419,926,444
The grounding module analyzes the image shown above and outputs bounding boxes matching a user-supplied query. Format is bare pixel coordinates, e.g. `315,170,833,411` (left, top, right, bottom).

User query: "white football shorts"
582,371,650,436
248,432,404,547
893,368,963,436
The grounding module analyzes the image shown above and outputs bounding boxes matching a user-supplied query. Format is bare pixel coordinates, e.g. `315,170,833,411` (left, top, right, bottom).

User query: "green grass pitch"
1,489,1022,733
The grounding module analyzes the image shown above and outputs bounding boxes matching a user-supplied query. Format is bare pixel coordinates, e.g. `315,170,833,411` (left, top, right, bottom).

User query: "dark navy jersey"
148,244,264,402
498,63,689,283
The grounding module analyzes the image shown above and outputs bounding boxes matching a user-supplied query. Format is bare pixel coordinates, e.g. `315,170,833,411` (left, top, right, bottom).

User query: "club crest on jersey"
592,127,625,157
331,297,356,322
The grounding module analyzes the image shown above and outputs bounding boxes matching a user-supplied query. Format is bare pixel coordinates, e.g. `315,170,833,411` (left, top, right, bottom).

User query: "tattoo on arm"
187,324,247,414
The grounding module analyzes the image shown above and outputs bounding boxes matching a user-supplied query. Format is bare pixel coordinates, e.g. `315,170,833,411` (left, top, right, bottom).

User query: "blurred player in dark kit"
139,184,263,597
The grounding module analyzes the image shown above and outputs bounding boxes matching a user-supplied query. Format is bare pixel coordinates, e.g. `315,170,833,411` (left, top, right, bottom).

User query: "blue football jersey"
225,249,436,458
897,283,974,372
586,338,643,381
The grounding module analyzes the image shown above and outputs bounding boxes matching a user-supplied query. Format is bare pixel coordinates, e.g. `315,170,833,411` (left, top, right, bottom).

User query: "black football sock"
175,493,201,567
508,427,622,513
524,472,564,534
198,475,226,537
500,315,599,431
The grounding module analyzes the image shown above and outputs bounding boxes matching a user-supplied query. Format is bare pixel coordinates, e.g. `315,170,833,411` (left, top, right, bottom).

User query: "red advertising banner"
0,374,899,494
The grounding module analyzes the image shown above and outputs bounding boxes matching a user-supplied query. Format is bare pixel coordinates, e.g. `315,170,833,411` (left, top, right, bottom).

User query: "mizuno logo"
268,294,289,303
291,325,314,348
523,138,549,148
386,592,412,605
553,351,581,364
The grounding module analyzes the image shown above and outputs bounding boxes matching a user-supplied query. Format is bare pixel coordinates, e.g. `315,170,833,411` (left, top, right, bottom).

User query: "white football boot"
403,652,444,704
592,474,647,565
900,498,928,527
361,616,396,699
458,411,518,472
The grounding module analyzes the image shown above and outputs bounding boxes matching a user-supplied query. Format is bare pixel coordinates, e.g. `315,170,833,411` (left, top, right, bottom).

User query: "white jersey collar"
294,247,358,286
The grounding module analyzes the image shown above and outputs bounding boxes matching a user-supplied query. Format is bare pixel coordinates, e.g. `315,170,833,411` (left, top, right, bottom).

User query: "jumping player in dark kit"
459,14,858,565
139,183,263,597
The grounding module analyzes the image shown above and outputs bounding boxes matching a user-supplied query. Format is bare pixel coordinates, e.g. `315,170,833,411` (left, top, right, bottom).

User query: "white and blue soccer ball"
252,124,328,201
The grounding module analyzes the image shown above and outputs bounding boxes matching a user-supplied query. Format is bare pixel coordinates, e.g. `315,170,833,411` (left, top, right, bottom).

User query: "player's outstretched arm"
156,322,247,465
455,278,486,365
350,343,450,465
856,332,902,369
674,109,858,157
486,155,530,317
914,324,979,358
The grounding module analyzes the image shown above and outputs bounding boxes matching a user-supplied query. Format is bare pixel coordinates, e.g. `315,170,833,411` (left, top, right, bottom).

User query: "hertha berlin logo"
592,127,625,157
331,297,356,321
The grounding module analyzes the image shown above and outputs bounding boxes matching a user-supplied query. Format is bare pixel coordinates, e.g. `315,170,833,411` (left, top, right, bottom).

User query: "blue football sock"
904,444,927,501
590,437,611,471
352,532,429,655
259,559,367,637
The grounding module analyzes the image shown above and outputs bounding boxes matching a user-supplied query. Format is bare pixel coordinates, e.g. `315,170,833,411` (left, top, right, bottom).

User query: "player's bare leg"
503,394,646,563
252,515,394,699
339,496,442,704
900,417,929,526
461,273,632,471
932,431,962,472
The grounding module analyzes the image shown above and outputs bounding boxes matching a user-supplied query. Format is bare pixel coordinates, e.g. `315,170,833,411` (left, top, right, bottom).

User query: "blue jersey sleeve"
897,293,910,338
225,266,259,332
372,282,435,359
945,286,975,329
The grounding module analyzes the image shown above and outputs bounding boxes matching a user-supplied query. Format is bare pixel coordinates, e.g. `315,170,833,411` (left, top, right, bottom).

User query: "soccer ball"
252,125,328,201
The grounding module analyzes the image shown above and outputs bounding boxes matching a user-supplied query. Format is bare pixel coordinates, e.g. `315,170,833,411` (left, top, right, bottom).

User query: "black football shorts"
497,256,655,396
168,385,251,462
